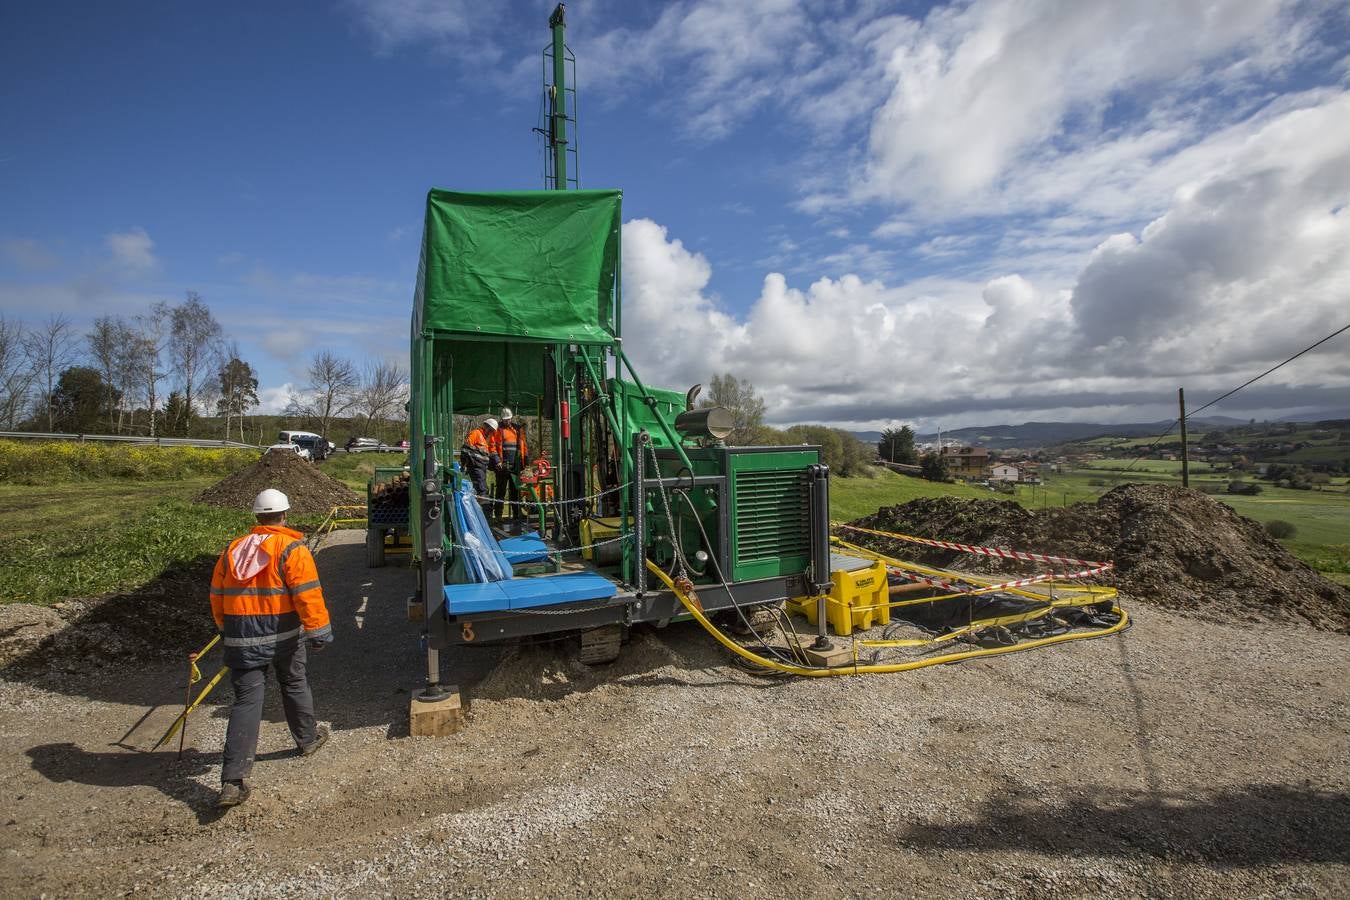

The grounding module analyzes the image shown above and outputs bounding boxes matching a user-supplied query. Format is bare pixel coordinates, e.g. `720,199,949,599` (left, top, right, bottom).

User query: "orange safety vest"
461,426,493,469
489,423,528,470
210,525,331,668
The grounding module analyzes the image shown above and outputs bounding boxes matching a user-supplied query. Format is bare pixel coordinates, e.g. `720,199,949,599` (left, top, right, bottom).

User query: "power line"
1098,320,1350,488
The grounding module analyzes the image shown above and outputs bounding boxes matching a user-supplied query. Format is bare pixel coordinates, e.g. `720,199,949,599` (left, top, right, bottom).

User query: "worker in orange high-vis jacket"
459,416,499,515
489,407,528,531
209,488,332,809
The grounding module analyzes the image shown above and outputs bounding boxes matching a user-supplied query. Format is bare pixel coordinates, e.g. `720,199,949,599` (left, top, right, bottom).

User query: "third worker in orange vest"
488,407,528,530
460,416,499,514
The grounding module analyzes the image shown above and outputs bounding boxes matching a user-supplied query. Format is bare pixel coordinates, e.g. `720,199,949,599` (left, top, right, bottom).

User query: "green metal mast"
549,4,568,190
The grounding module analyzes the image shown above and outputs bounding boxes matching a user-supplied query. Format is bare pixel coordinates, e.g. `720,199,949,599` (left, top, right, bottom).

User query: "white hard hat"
253,488,290,514
499,407,514,421
483,417,499,431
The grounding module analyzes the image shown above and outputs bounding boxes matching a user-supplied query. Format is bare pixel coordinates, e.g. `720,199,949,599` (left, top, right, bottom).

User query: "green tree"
700,372,766,445
783,425,874,477
161,391,192,437
51,366,119,434
878,426,917,464
920,451,950,482
216,353,260,442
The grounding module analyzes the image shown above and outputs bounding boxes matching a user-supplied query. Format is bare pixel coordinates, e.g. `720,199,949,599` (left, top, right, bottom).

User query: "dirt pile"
848,484,1350,631
196,448,360,514
1,558,219,672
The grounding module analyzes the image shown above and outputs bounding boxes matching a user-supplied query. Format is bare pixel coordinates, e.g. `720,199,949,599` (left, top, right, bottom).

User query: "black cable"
1098,320,1350,491
671,488,838,671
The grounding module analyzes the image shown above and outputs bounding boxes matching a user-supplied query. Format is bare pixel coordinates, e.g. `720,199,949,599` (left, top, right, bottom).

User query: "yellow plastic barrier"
786,555,890,636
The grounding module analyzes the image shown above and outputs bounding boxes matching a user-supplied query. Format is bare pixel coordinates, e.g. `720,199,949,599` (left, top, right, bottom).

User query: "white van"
278,430,322,445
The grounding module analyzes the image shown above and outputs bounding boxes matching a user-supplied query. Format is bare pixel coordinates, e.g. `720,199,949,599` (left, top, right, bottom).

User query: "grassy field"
0,477,330,606
4,449,1346,606
318,450,407,491
829,469,995,521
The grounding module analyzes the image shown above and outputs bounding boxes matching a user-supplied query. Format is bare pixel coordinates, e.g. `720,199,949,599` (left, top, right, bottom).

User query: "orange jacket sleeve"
282,542,332,638
210,550,227,629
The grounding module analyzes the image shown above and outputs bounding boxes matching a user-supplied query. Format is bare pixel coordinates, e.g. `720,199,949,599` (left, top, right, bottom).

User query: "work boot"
300,726,330,758
216,780,251,809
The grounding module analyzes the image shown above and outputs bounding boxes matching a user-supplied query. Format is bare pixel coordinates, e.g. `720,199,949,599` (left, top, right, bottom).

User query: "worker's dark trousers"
221,641,317,783
493,471,521,524
466,464,493,517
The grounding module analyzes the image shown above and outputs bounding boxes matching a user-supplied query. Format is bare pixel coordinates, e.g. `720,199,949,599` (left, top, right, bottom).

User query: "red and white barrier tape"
836,523,1109,569
888,562,1114,595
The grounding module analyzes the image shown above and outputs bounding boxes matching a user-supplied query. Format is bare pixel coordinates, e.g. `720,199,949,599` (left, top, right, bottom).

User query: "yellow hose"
645,561,1130,677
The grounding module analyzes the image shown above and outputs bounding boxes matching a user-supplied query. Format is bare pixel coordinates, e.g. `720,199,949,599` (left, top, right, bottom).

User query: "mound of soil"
1,558,220,673
196,448,360,515
847,484,1350,632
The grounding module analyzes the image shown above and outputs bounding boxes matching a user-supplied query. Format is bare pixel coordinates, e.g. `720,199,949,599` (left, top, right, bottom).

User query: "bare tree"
356,359,409,438
87,316,135,432
112,324,141,433
24,314,81,431
133,303,171,437
306,350,359,437
168,292,223,433
0,315,36,430
700,372,767,445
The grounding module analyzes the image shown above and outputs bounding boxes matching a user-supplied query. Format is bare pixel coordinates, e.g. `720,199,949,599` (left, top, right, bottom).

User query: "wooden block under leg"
409,686,466,737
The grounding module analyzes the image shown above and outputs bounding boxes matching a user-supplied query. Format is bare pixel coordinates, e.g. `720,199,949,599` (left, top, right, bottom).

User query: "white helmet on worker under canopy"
499,407,514,422
483,417,499,431
253,488,290,514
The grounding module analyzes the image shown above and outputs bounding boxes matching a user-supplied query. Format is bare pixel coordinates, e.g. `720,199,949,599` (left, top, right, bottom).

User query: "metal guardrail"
0,431,260,450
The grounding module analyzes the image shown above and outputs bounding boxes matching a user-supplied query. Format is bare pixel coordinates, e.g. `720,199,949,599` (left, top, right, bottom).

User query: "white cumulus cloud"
105,227,158,272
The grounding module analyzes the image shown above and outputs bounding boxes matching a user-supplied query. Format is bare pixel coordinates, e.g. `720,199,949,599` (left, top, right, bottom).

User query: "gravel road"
2,528,1347,898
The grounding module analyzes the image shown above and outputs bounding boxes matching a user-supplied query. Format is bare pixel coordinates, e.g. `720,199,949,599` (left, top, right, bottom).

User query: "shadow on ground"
2,535,759,736
24,742,232,822
896,784,1350,866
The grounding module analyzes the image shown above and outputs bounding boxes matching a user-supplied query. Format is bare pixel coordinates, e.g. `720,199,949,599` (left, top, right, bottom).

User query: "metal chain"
491,481,631,510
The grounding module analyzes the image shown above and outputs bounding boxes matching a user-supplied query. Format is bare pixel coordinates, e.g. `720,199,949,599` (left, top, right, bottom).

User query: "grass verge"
0,479,328,606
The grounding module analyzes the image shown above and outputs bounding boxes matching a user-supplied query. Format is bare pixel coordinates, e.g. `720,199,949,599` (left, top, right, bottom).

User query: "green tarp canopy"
413,188,622,344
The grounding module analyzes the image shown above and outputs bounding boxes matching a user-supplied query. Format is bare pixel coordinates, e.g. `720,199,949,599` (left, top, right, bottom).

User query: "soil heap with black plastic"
846,483,1350,632
196,448,361,515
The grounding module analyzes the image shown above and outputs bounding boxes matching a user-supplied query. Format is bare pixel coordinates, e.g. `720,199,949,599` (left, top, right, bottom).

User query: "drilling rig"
405,5,833,712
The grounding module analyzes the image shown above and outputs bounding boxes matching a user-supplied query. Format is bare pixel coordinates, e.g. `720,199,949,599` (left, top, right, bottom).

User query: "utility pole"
1178,387,1189,488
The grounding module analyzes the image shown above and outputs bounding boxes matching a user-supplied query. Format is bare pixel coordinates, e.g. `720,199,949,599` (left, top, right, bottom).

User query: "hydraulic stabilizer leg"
422,647,443,700
410,436,463,736
807,464,833,651
419,435,446,700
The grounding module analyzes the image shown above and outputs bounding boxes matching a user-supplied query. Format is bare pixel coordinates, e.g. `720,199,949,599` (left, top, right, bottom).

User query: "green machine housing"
407,187,832,665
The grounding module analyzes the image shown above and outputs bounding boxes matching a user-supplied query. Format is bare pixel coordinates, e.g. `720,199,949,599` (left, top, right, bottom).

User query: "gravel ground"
1,528,1347,898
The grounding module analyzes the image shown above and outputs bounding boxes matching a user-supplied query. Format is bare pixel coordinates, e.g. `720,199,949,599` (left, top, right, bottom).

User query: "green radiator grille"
734,470,809,564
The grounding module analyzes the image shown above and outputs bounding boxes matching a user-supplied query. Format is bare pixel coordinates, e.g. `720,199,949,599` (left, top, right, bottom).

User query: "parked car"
294,434,334,461
278,429,323,445
346,437,381,453
266,442,310,461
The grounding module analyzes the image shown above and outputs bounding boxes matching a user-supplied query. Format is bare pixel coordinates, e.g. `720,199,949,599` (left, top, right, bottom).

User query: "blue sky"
3,0,1349,431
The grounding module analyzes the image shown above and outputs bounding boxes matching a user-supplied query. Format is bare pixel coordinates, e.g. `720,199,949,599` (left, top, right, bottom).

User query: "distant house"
990,461,1042,484
941,446,990,480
